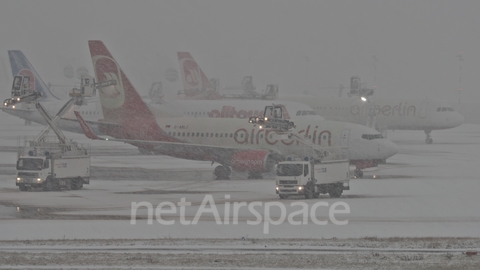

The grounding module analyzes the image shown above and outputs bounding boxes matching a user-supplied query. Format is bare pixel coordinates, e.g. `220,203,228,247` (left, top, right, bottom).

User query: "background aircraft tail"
88,40,177,142
8,50,61,101
177,52,211,91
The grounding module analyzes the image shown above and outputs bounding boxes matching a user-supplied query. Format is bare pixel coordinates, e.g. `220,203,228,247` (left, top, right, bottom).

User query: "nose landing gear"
425,130,433,144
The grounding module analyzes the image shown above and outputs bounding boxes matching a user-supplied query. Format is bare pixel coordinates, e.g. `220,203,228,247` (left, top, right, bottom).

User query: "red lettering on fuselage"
233,125,332,147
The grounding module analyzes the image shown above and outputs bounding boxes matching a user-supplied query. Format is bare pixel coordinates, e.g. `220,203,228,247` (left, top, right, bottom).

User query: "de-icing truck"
248,104,351,199
4,74,95,191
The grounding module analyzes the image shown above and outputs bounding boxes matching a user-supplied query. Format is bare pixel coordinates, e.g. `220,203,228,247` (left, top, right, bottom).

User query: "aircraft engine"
229,150,275,173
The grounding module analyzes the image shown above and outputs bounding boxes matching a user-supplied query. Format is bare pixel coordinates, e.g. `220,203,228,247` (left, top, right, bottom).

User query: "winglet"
74,111,101,140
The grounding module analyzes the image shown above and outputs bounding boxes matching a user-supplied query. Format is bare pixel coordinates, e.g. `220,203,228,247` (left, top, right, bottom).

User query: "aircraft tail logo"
88,40,178,142
177,52,210,90
8,50,60,101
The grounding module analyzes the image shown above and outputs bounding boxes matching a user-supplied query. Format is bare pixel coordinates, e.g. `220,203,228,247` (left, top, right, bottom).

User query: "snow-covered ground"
0,113,479,269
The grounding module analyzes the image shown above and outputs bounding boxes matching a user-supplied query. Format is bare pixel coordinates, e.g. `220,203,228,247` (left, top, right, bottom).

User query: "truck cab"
16,156,49,190
275,157,350,199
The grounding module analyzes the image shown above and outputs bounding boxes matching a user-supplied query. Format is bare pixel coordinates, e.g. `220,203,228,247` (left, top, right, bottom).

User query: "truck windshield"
276,164,303,177
17,158,44,171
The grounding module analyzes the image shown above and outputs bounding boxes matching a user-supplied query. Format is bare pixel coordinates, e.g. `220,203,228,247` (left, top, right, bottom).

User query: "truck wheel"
42,179,53,191
71,178,83,190
328,187,343,198
279,194,289,200
18,184,28,192
304,188,314,199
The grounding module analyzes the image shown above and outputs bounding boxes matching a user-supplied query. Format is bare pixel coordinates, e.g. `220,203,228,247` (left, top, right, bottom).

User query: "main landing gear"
214,165,231,180
354,169,364,178
247,172,263,179
425,130,433,144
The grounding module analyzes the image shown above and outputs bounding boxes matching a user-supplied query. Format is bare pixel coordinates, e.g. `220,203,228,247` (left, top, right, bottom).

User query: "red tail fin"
177,52,211,91
88,40,178,142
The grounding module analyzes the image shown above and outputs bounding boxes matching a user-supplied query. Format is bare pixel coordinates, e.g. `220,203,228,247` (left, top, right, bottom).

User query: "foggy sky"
1,0,479,103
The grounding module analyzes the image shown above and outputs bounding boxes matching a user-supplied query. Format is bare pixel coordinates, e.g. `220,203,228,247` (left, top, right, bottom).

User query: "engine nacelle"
230,150,274,173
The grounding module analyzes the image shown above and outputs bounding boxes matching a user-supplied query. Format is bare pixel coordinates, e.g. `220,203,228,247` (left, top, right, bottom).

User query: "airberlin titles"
350,102,416,117
233,126,331,146
170,124,332,147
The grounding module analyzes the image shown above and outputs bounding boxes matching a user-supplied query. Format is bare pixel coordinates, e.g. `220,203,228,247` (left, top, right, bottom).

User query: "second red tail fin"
177,52,211,91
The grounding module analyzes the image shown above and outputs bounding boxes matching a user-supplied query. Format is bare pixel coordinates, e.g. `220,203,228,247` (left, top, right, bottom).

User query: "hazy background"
0,0,479,104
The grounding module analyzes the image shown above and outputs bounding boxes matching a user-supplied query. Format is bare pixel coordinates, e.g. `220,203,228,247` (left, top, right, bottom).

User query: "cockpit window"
362,134,384,140
296,111,301,116
302,111,308,115
437,107,455,112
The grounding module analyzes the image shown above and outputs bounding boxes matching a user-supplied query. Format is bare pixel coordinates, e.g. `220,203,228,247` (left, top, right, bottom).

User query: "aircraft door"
341,129,350,148
419,101,427,118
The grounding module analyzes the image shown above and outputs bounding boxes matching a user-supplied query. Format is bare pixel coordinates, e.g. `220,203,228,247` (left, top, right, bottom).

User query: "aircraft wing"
1,107,36,118
74,111,281,163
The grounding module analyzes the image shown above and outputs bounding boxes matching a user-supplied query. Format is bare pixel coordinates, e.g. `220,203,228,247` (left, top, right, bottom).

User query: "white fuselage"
155,116,398,162
281,96,465,131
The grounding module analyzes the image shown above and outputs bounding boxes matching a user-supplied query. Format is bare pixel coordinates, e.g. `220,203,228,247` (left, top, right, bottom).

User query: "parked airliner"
281,96,465,144
74,40,398,179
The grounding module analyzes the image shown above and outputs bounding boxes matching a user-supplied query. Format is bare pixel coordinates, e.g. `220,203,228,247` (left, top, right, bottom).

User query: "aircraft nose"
382,139,399,159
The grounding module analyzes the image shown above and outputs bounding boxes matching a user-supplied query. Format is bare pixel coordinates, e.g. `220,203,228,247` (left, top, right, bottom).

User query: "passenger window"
196,132,200,137
205,133,209,137
230,133,233,138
